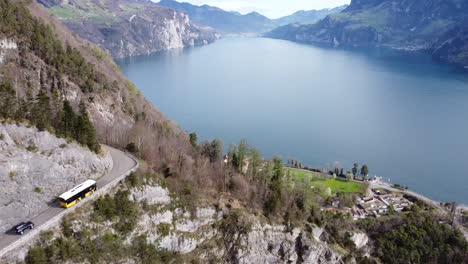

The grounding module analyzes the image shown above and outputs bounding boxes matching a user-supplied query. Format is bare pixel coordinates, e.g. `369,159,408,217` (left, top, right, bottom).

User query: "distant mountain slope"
157,0,275,33
274,5,347,26
265,0,468,68
157,0,346,34
38,0,218,58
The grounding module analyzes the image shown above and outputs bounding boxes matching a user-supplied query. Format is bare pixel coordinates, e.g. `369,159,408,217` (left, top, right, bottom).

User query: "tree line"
287,159,370,180
0,0,104,152
0,0,110,93
0,81,100,152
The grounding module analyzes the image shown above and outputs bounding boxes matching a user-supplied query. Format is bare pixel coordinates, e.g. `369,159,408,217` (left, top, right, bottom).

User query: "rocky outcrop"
266,0,468,68
125,184,344,262
40,0,218,58
64,11,217,59
129,185,171,205
2,178,345,263
0,123,112,233
0,38,17,64
351,232,369,249
238,224,343,264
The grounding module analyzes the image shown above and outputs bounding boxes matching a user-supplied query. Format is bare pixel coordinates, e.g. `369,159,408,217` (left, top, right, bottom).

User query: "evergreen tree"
265,157,284,215
59,100,76,139
361,164,369,178
248,147,261,180
32,90,51,131
237,139,248,173
15,98,28,121
75,101,99,153
0,80,17,119
189,132,197,148
202,139,223,163
352,163,359,176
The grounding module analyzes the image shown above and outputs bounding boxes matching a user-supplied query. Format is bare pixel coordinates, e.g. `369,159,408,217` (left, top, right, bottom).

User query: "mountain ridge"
157,0,346,34
157,0,275,33
274,5,348,26
265,0,468,68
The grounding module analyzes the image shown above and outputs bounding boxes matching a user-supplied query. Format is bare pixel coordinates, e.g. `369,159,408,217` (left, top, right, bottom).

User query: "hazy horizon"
156,0,351,19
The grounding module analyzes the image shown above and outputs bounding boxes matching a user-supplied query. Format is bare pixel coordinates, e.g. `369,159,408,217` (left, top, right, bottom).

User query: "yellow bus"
58,180,97,208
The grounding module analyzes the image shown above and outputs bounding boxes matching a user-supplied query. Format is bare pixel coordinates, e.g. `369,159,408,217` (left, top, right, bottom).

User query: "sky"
171,0,351,18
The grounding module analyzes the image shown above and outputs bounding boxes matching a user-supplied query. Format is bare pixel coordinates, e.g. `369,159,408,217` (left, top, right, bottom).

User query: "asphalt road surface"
0,145,137,256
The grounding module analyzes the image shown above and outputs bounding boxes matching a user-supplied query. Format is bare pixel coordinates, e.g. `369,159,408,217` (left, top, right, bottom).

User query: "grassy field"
49,6,84,20
310,178,363,194
286,168,324,181
286,168,365,195
49,3,122,24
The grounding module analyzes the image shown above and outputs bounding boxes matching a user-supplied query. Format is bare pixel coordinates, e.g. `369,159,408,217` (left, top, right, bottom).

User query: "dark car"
13,221,34,235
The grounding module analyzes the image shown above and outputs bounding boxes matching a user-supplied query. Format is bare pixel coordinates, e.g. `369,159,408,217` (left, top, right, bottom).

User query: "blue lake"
117,37,468,204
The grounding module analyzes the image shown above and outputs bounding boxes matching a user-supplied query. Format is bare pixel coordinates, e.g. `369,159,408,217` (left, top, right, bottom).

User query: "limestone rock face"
0,123,112,233
351,232,369,249
39,0,218,58
126,183,344,263
129,185,171,205
0,38,17,64
238,225,343,264
3,177,346,263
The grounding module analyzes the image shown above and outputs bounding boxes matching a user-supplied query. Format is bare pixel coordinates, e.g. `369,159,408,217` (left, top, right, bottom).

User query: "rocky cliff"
2,183,347,263
0,123,112,234
158,0,276,34
265,0,468,68
40,0,218,58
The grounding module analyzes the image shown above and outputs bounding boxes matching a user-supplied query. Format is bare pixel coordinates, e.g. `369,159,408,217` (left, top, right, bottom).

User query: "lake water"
116,37,468,204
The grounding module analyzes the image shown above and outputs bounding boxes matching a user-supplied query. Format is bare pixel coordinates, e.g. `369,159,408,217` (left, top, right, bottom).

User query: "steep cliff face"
2,183,346,263
158,0,276,34
129,186,345,263
0,123,112,234
266,0,468,67
40,0,218,58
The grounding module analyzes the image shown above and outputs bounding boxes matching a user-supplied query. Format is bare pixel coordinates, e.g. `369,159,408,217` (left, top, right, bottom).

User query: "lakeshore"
117,37,468,205
286,166,468,241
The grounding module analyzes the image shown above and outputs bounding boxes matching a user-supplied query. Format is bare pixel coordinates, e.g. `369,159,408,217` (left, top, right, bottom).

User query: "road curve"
0,145,138,258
